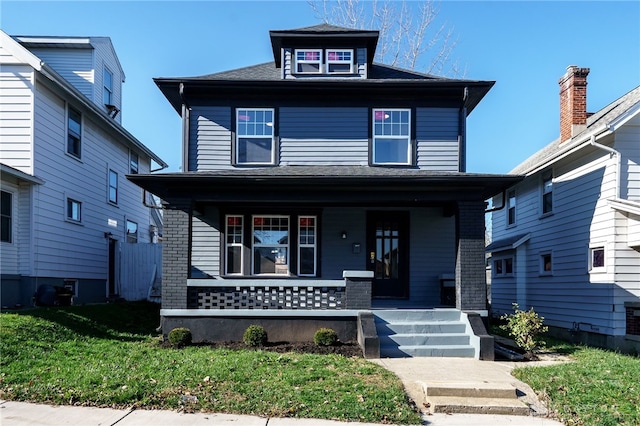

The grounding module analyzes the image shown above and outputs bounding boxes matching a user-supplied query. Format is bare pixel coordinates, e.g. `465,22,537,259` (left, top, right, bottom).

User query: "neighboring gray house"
130,25,521,358
0,30,167,307
488,66,640,353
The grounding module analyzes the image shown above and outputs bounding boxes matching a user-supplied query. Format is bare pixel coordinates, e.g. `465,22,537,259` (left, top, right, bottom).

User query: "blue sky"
1,1,638,173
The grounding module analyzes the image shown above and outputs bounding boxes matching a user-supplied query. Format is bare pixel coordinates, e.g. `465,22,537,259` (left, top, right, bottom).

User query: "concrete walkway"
0,357,567,426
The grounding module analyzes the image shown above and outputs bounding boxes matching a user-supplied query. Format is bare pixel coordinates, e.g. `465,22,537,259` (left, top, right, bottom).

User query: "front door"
366,211,409,299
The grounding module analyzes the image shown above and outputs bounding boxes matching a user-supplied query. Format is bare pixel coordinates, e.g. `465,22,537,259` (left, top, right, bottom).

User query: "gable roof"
511,85,640,175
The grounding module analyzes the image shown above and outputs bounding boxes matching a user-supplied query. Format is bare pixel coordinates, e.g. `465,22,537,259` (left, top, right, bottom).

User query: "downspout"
484,190,507,213
589,127,620,199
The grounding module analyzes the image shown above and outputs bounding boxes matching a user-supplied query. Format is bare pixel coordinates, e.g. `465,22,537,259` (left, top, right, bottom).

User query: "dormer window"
295,49,321,73
294,48,354,74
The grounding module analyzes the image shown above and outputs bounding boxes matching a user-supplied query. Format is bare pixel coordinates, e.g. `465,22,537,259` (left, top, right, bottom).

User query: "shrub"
500,303,548,359
314,328,338,346
243,325,268,347
168,327,192,348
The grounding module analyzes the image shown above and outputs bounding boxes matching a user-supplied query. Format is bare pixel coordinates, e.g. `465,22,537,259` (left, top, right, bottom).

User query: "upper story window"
542,171,553,215
372,109,411,165
103,67,113,105
67,106,82,159
130,151,139,174
126,220,138,243
507,189,516,226
108,169,118,204
66,198,81,223
1,190,12,243
236,108,275,165
326,49,353,73
295,49,322,73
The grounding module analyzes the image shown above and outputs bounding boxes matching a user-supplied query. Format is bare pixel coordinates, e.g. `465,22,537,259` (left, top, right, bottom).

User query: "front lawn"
0,302,421,424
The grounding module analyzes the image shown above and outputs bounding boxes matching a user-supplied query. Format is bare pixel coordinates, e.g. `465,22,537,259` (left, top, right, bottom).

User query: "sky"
1,0,638,174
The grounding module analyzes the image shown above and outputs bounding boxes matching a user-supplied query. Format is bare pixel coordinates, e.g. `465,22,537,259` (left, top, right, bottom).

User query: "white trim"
297,215,317,277
235,108,275,165
609,198,640,216
588,243,606,273
187,279,344,288
294,49,322,74
251,214,290,276
160,309,359,317
325,49,353,74
372,108,411,165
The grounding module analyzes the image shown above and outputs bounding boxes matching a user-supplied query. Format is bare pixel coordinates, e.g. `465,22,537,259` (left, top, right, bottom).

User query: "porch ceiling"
128,167,523,205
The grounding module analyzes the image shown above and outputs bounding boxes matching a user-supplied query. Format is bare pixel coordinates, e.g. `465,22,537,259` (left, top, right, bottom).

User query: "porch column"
344,270,373,310
162,201,190,309
455,200,487,311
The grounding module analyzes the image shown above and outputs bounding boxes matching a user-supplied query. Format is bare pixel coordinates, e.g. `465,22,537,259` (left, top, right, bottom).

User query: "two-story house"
129,24,521,358
488,66,640,353
0,30,167,307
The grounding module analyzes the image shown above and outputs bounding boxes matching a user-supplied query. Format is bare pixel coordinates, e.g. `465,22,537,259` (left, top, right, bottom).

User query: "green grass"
512,346,640,426
0,302,421,424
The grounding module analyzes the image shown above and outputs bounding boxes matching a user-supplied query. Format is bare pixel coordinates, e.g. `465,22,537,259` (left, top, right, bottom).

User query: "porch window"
236,108,275,165
225,215,244,275
298,216,317,276
295,49,322,73
252,215,289,275
372,109,411,165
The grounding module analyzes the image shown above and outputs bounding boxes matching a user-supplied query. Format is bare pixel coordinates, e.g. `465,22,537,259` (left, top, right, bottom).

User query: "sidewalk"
0,400,565,425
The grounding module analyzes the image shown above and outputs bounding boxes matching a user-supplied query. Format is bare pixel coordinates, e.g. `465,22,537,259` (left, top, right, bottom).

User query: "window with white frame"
542,171,553,214
108,169,118,204
67,106,82,158
66,198,81,222
126,220,138,243
540,251,552,275
130,151,139,174
589,246,605,271
225,215,244,275
236,108,275,165
295,49,322,73
298,216,317,276
103,67,113,105
326,49,353,73
252,215,289,275
507,190,516,226
372,109,411,165
1,190,12,243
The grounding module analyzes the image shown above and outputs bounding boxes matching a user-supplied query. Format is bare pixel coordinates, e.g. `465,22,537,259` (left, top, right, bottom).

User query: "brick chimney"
559,65,589,142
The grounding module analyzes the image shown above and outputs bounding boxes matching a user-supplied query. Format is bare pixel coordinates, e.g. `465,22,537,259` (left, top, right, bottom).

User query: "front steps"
374,309,476,358
424,381,530,415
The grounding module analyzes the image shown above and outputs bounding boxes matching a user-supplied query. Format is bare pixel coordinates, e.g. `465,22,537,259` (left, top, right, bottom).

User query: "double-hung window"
298,216,317,276
66,198,81,222
126,220,138,243
1,190,12,243
542,171,553,215
236,108,275,165
108,169,118,204
252,215,289,275
67,106,82,158
295,49,322,73
507,190,516,226
326,49,353,73
103,67,113,105
225,215,244,275
130,151,139,174
372,109,411,165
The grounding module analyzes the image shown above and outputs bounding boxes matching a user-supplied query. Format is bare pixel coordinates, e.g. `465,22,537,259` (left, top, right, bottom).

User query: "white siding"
90,38,123,124
28,47,93,100
614,117,640,201
0,64,34,174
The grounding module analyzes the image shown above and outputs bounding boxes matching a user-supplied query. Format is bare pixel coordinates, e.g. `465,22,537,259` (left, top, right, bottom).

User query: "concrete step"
426,395,530,415
424,381,517,399
380,345,476,358
380,333,470,346
373,309,461,322
376,321,467,335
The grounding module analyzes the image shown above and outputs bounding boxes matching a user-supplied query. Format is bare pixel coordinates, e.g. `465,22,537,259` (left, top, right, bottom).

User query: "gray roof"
511,85,640,175
486,233,531,252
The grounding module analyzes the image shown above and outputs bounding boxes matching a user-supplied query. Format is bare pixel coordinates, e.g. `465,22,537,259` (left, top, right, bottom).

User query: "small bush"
243,325,268,347
168,327,192,348
314,328,338,346
500,303,548,359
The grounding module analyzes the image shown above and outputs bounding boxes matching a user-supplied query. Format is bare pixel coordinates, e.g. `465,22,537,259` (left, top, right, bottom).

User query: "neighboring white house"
488,65,640,353
0,30,167,307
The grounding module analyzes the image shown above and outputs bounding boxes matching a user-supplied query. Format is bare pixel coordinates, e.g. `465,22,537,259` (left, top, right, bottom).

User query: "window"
103,67,113,105
295,49,322,73
1,190,12,243
493,256,514,277
252,216,289,275
66,198,81,222
540,252,552,275
326,49,353,73
590,246,605,271
507,190,516,225
108,169,118,204
67,106,82,158
236,108,275,165
225,215,244,275
130,151,139,174
542,171,553,214
372,109,411,165
298,216,317,276
126,220,138,243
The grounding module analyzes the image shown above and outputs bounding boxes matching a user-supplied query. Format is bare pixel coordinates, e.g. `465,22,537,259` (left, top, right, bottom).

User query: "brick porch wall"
162,201,190,309
455,200,487,311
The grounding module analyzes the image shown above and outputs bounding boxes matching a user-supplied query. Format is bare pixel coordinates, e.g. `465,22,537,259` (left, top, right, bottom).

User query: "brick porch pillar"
455,200,487,311
161,201,191,310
